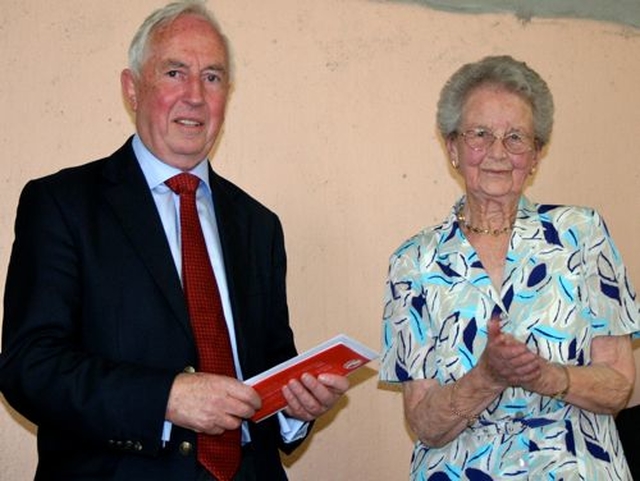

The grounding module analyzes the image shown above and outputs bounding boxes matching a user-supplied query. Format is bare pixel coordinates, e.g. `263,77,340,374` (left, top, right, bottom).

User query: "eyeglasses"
457,128,535,155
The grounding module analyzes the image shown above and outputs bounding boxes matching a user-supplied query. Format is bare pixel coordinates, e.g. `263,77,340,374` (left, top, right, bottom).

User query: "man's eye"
506,132,524,142
474,129,490,139
167,70,179,78
205,73,220,82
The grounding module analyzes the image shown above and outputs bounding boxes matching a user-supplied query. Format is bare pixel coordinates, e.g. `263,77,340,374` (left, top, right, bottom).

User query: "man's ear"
121,69,138,112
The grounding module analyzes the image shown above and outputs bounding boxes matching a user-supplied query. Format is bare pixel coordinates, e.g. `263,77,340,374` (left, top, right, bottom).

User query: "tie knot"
166,173,200,195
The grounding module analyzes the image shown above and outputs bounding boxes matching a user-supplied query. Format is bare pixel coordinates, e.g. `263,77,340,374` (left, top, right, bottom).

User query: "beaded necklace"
456,203,514,236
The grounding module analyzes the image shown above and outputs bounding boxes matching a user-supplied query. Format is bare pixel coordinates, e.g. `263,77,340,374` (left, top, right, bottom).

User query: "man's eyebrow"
203,64,227,74
160,59,226,74
161,59,188,70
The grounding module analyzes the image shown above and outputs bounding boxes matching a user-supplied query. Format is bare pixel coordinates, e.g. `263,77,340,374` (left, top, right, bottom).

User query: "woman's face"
447,84,540,204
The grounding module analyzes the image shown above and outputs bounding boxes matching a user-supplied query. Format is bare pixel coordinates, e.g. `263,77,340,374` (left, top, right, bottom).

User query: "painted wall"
1,1,639,479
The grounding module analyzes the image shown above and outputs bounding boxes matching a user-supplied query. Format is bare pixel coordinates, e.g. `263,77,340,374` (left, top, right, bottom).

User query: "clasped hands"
478,315,553,394
166,371,349,435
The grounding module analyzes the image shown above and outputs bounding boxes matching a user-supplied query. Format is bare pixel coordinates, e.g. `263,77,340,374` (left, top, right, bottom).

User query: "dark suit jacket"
0,138,302,480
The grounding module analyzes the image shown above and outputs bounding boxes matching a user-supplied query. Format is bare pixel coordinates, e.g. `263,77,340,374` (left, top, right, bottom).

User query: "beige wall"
1,1,639,479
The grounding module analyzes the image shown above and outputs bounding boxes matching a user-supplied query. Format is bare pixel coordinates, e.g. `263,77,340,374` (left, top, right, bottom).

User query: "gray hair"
128,1,229,78
436,55,554,147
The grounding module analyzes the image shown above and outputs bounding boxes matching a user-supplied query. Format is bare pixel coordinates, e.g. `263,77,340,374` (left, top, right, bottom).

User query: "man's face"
121,14,230,170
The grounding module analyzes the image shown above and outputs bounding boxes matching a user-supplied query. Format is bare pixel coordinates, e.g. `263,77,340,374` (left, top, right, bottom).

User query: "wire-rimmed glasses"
458,127,536,155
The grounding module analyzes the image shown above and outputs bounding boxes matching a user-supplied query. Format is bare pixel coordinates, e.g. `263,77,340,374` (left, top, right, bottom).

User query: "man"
0,2,348,480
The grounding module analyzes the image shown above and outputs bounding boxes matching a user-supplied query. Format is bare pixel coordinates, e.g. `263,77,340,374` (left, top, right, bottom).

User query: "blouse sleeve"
380,237,438,383
583,209,640,337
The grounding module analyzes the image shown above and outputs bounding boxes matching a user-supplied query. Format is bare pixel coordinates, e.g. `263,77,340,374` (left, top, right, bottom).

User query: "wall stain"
375,0,640,29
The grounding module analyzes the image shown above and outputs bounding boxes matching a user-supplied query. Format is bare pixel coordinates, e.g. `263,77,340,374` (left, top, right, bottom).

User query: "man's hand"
281,373,350,422
165,372,262,435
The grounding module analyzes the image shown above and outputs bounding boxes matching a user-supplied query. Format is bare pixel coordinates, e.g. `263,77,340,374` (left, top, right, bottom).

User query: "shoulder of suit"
209,169,279,220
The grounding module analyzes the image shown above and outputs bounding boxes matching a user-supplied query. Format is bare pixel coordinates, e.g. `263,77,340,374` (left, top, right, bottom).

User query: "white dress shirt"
132,135,306,444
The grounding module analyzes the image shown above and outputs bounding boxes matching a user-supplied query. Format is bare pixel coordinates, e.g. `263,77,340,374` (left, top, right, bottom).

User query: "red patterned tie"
166,173,240,481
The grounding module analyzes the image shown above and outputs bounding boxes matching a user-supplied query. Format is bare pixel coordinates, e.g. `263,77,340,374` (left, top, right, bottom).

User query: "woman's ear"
446,136,460,170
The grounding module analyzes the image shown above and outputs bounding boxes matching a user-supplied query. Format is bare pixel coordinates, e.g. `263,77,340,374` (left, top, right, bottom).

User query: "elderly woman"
379,55,640,480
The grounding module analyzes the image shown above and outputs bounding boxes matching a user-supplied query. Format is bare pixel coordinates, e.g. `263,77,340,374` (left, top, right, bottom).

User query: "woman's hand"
478,315,543,389
479,316,634,413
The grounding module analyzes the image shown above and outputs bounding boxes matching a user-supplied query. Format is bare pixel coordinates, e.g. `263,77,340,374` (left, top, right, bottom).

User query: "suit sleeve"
245,214,315,453
0,179,176,455
268,217,314,452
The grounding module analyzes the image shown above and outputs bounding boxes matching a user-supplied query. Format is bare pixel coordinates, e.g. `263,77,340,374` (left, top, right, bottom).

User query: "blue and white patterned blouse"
380,196,640,480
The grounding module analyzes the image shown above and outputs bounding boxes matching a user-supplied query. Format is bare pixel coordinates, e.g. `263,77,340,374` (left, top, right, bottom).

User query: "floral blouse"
380,197,640,480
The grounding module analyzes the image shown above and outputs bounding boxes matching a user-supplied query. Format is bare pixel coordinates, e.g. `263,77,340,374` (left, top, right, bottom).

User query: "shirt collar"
132,134,211,192
436,195,545,257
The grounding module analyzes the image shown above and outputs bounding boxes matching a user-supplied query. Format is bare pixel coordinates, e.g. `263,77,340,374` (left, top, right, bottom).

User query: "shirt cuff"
162,420,172,446
277,412,309,442
163,414,307,446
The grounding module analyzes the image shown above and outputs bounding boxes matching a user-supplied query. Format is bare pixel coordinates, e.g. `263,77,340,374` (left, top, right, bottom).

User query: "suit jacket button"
183,366,196,374
179,441,193,456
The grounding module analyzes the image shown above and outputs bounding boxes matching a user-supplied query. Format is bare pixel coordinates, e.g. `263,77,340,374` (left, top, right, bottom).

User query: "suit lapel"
101,139,191,336
208,168,251,370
